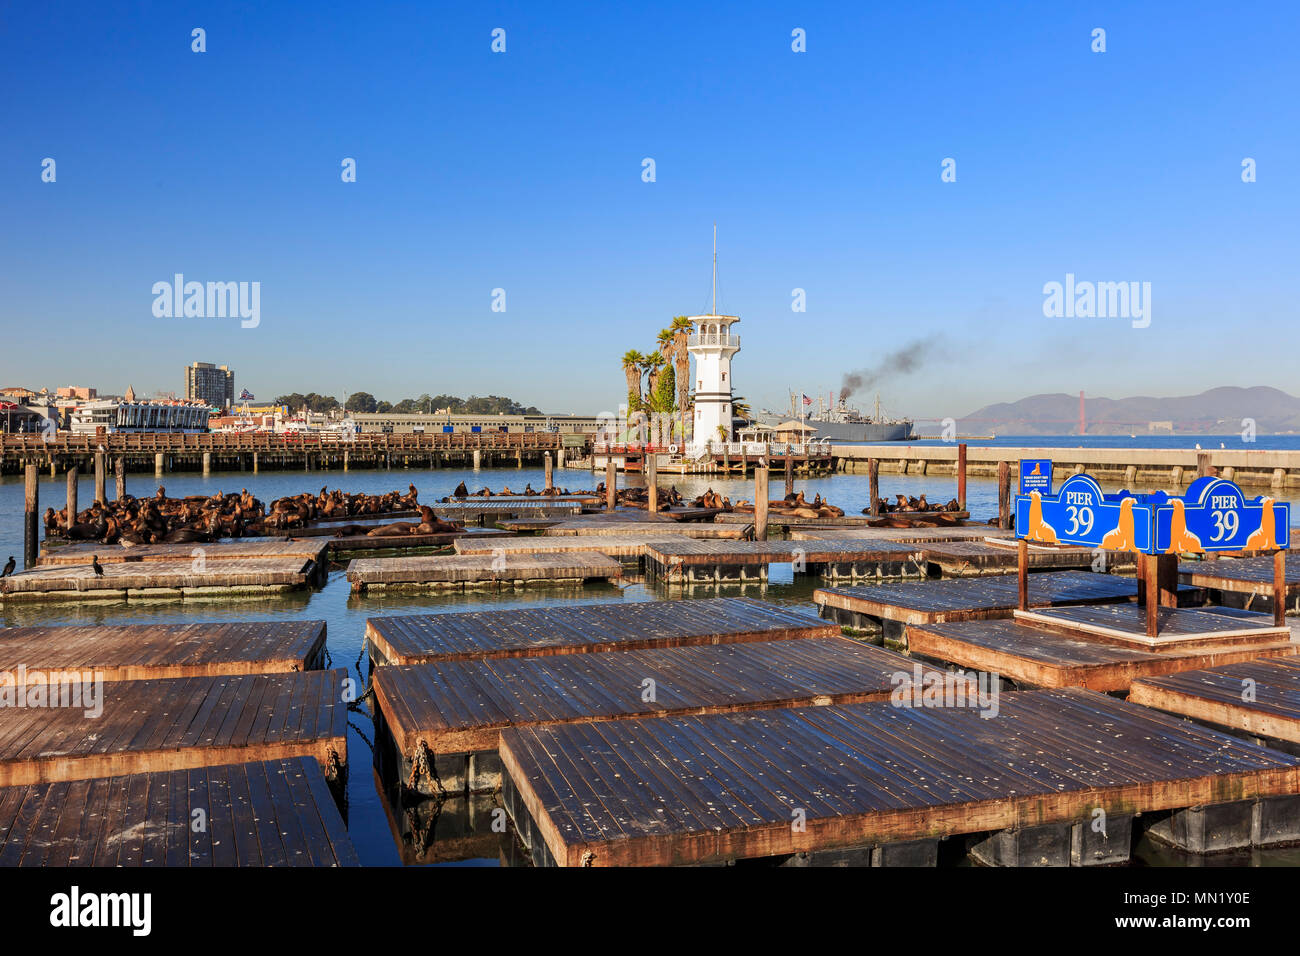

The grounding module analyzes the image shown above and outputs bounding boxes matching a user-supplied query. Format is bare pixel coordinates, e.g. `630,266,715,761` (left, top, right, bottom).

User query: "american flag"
239,389,255,401
802,394,812,406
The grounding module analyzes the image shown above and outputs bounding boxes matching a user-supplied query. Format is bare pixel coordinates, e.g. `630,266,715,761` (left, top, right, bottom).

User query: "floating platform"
919,540,1136,577
1178,555,1300,616
325,526,513,558
346,552,622,594
0,557,320,605
1012,604,1291,650
644,538,926,583
0,620,328,681
37,539,329,567
541,521,745,539
790,525,1014,543
1131,657,1300,750
813,571,1202,643
453,535,663,561
364,597,837,666
374,637,957,795
499,689,1300,866
715,511,971,529
905,619,1297,692
0,669,348,787
0,757,358,866
425,501,584,523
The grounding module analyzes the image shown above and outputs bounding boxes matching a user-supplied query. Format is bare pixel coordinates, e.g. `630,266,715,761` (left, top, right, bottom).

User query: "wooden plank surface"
1179,555,1300,594
814,571,1198,626
500,688,1300,866
542,521,746,539
346,552,621,590
453,536,665,559
37,540,328,566
1130,656,1300,744
366,597,838,665
0,670,348,787
1012,605,1291,649
0,757,358,866
791,526,1015,542
906,619,1298,691
0,620,327,682
375,637,954,756
919,540,1135,576
645,538,923,567
0,558,316,602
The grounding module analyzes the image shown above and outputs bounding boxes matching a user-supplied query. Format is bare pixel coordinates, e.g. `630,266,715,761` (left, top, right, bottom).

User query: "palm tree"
671,315,693,440
621,349,646,411
644,352,666,410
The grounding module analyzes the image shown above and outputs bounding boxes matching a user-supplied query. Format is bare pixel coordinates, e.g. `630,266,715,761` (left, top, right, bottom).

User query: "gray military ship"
755,393,914,443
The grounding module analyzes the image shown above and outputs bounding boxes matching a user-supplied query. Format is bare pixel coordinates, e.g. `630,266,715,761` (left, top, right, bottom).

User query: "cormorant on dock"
1,556,14,577
91,555,104,577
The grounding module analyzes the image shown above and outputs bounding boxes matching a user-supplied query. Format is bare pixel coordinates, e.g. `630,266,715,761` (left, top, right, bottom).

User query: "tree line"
273,392,542,416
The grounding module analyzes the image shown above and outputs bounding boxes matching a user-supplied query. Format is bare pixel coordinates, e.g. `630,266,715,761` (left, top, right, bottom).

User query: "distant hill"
955,386,1300,436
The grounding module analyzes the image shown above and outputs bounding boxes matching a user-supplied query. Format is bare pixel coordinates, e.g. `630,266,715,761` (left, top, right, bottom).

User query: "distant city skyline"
3,2,1297,421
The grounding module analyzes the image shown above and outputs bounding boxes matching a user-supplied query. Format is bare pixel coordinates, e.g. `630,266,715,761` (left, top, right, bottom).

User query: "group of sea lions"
861,494,962,516
733,491,845,520
44,486,266,545
445,482,581,499
329,505,460,539
265,485,421,529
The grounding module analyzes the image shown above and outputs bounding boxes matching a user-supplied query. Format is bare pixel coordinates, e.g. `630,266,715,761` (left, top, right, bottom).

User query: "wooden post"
23,463,39,570
1196,452,1213,479
94,450,106,504
114,456,126,500
1017,537,1028,610
957,443,967,511
605,458,617,511
1145,553,1160,637
647,453,658,514
66,464,78,531
754,465,769,541
544,452,554,492
1275,549,1287,627
997,461,1010,530
784,455,793,497
868,458,880,517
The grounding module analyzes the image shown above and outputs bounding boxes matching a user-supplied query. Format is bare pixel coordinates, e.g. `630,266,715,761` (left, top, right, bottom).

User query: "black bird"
1,556,14,577
91,555,104,577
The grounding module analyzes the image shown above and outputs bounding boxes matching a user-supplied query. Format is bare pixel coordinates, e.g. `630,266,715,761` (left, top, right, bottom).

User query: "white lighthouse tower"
687,227,740,452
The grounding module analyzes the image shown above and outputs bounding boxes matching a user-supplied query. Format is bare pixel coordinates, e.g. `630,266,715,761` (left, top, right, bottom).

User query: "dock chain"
408,739,447,796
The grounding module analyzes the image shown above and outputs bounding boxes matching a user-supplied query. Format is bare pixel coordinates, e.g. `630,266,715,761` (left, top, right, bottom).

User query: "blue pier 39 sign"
1019,459,1052,496
1016,469,1290,554
1153,476,1289,553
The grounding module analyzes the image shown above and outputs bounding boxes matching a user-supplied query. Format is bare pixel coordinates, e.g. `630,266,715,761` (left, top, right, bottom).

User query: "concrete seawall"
832,444,1300,489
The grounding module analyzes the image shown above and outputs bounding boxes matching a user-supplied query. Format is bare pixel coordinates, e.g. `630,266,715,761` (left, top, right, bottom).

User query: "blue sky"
2,1,1297,422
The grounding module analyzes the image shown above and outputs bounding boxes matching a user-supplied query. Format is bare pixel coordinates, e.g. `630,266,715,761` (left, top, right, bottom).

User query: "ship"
753,392,914,443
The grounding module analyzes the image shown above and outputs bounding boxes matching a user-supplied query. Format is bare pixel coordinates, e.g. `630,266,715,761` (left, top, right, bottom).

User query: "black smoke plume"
839,340,936,403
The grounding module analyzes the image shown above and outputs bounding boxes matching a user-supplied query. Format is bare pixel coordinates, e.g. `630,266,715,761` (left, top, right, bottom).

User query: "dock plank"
1130,656,1300,745
1178,555,1300,615
346,552,621,593
365,597,838,665
0,620,327,681
1012,604,1292,649
0,670,348,787
37,539,327,567
0,758,357,866
500,689,1300,866
0,558,316,604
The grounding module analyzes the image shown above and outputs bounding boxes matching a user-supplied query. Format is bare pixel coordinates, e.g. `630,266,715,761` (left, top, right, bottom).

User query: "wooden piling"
65,464,78,533
605,459,617,511
647,453,658,514
785,455,793,497
997,461,1010,530
544,452,554,492
868,458,880,517
754,465,769,542
957,443,967,510
1197,452,1213,478
23,463,38,571
94,450,106,504
114,455,125,500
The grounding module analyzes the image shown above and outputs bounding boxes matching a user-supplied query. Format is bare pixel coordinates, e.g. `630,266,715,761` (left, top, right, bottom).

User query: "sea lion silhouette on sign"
1100,497,1140,552
1025,491,1058,544
1245,497,1279,551
1165,498,1203,554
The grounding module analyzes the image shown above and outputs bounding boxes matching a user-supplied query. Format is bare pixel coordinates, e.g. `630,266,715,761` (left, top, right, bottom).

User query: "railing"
687,333,740,348
593,440,831,458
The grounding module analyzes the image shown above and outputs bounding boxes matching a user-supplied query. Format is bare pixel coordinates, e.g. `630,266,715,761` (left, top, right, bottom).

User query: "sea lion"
1165,498,1203,553
453,481,469,497
1245,497,1279,551
1099,497,1139,552
1025,491,1059,545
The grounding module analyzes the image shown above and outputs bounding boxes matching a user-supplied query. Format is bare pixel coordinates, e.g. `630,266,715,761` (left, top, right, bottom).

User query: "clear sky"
3,1,1297,422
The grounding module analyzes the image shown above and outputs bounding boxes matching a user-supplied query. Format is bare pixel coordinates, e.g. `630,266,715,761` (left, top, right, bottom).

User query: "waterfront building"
69,398,211,434
185,362,235,410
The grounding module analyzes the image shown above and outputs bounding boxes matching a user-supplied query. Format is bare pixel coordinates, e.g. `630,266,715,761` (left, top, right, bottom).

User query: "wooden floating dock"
346,552,622,594
790,526,1014,543
325,527,514,557
422,501,584,523
918,540,1136,577
814,570,1201,643
0,557,320,604
0,669,349,787
1012,604,1292,650
365,597,837,666
1178,555,1300,615
454,535,668,560
374,637,958,795
541,520,746,539
1131,657,1300,749
499,689,1300,866
0,620,328,681
906,619,1298,692
714,511,970,529
0,757,358,866
644,538,926,583
37,539,329,567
